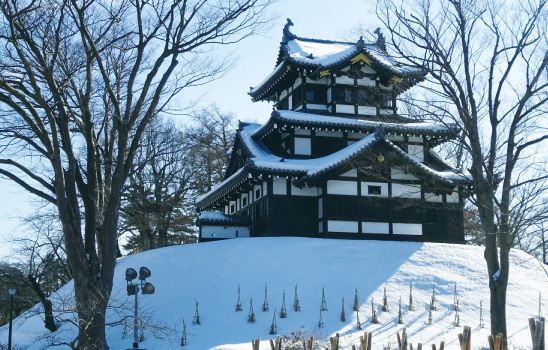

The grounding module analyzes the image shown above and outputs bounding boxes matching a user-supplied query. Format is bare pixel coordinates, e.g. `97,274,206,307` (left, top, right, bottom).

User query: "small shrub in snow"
280,290,287,318
269,308,277,335
247,298,256,323
382,286,388,312
371,298,379,324
263,283,269,312
320,286,328,311
235,284,242,312
408,283,414,311
398,297,403,324
318,308,324,329
430,283,437,311
193,300,200,325
294,284,301,312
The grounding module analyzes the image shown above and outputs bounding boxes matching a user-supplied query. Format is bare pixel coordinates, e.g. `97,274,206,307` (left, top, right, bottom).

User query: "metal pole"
133,286,139,349
8,292,13,350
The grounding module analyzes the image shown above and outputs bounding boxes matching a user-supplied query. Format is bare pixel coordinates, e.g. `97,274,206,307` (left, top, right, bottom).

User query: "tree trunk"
73,274,109,350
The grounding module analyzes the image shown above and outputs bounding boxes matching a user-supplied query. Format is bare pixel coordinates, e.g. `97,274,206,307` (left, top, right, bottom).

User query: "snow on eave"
249,62,287,99
261,110,457,137
194,167,250,208
196,211,249,225
386,139,473,184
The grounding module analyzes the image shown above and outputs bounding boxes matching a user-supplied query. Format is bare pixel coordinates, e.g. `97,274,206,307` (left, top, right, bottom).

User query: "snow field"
1,237,546,350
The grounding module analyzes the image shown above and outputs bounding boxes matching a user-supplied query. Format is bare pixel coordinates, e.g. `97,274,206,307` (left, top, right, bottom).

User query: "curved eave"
252,110,458,141
195,167,251,210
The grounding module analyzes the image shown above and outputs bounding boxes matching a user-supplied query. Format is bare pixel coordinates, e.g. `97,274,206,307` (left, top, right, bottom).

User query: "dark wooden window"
306,88,314,101
382,95,392,107
356,89,366,104
368,185,382,195
230,204,235,213
344,88,353,102
242,196,248,207
255,188,261,199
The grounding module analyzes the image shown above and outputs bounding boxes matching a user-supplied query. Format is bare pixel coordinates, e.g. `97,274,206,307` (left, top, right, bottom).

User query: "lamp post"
125,267,155,350
8,288,16,350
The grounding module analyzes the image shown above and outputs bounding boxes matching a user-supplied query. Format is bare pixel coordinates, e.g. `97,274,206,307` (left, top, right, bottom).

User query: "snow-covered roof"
252,110,458,139
250,20,427,100
195,115,470,209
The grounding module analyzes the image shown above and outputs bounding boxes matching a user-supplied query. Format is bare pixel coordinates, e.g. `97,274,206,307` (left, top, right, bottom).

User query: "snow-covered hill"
2,238,547,350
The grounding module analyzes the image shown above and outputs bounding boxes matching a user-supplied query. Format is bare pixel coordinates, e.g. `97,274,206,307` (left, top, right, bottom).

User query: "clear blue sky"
0,0,381,260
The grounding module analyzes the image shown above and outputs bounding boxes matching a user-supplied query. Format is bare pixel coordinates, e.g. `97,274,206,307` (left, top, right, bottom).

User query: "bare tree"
0,0,272,348
120,117,199,252
377,0,548,339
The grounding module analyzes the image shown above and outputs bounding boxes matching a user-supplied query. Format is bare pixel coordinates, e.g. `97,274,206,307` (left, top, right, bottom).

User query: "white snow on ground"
1,238,547,350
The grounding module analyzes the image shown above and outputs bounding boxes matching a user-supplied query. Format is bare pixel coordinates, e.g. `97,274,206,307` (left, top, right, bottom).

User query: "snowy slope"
1,238,547,350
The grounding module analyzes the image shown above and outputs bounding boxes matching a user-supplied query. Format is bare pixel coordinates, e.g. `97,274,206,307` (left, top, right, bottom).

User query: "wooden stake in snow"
382,285,388,312
359,332,372,350
248,298,256,323
458,325,471,350
354,287,359,311
529,317,545,350
329,333,340,350
397,328,408,350
193,300,200,325
431,341,445,350
262,283,269,312
269,308,277,335
251,337,260,350
321,286,328,311
180,320,187,346
236,284,242,312
270,335,282,350
487,333,504,350
294,284,301,312
280,290,287,318
340,297,346,322
409,283,414,311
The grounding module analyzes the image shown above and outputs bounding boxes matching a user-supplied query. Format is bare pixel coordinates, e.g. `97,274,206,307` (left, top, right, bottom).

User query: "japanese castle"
195,20,471,243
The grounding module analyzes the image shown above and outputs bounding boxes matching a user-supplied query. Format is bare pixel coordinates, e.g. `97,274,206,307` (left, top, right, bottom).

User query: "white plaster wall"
393,223,423,236
307,103,327,111
336,76,355,85
294,137,312,155
327,180,358,195
337,104,355,114
391,167,420,180
425,192,443,202
362,222,390,234
408,144,424,162
328,220,359,233
201,225,250,239
340,169,358,177
392,183,422,198
273,178,287,195
358,106,376,115
447,191,460,203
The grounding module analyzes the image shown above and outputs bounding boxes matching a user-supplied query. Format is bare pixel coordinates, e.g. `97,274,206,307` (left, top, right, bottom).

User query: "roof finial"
357,36,365,49
282,18,296,44
374,27,386,52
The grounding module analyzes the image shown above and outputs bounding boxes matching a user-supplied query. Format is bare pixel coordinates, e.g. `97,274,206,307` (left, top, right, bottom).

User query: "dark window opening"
306,88,314,101
278,97,289,110
368,185,382,195
344,88,353,102
242,197,248,207
230,204,235,213
255,188,261,199
382,95,393,108
356,89,366,104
